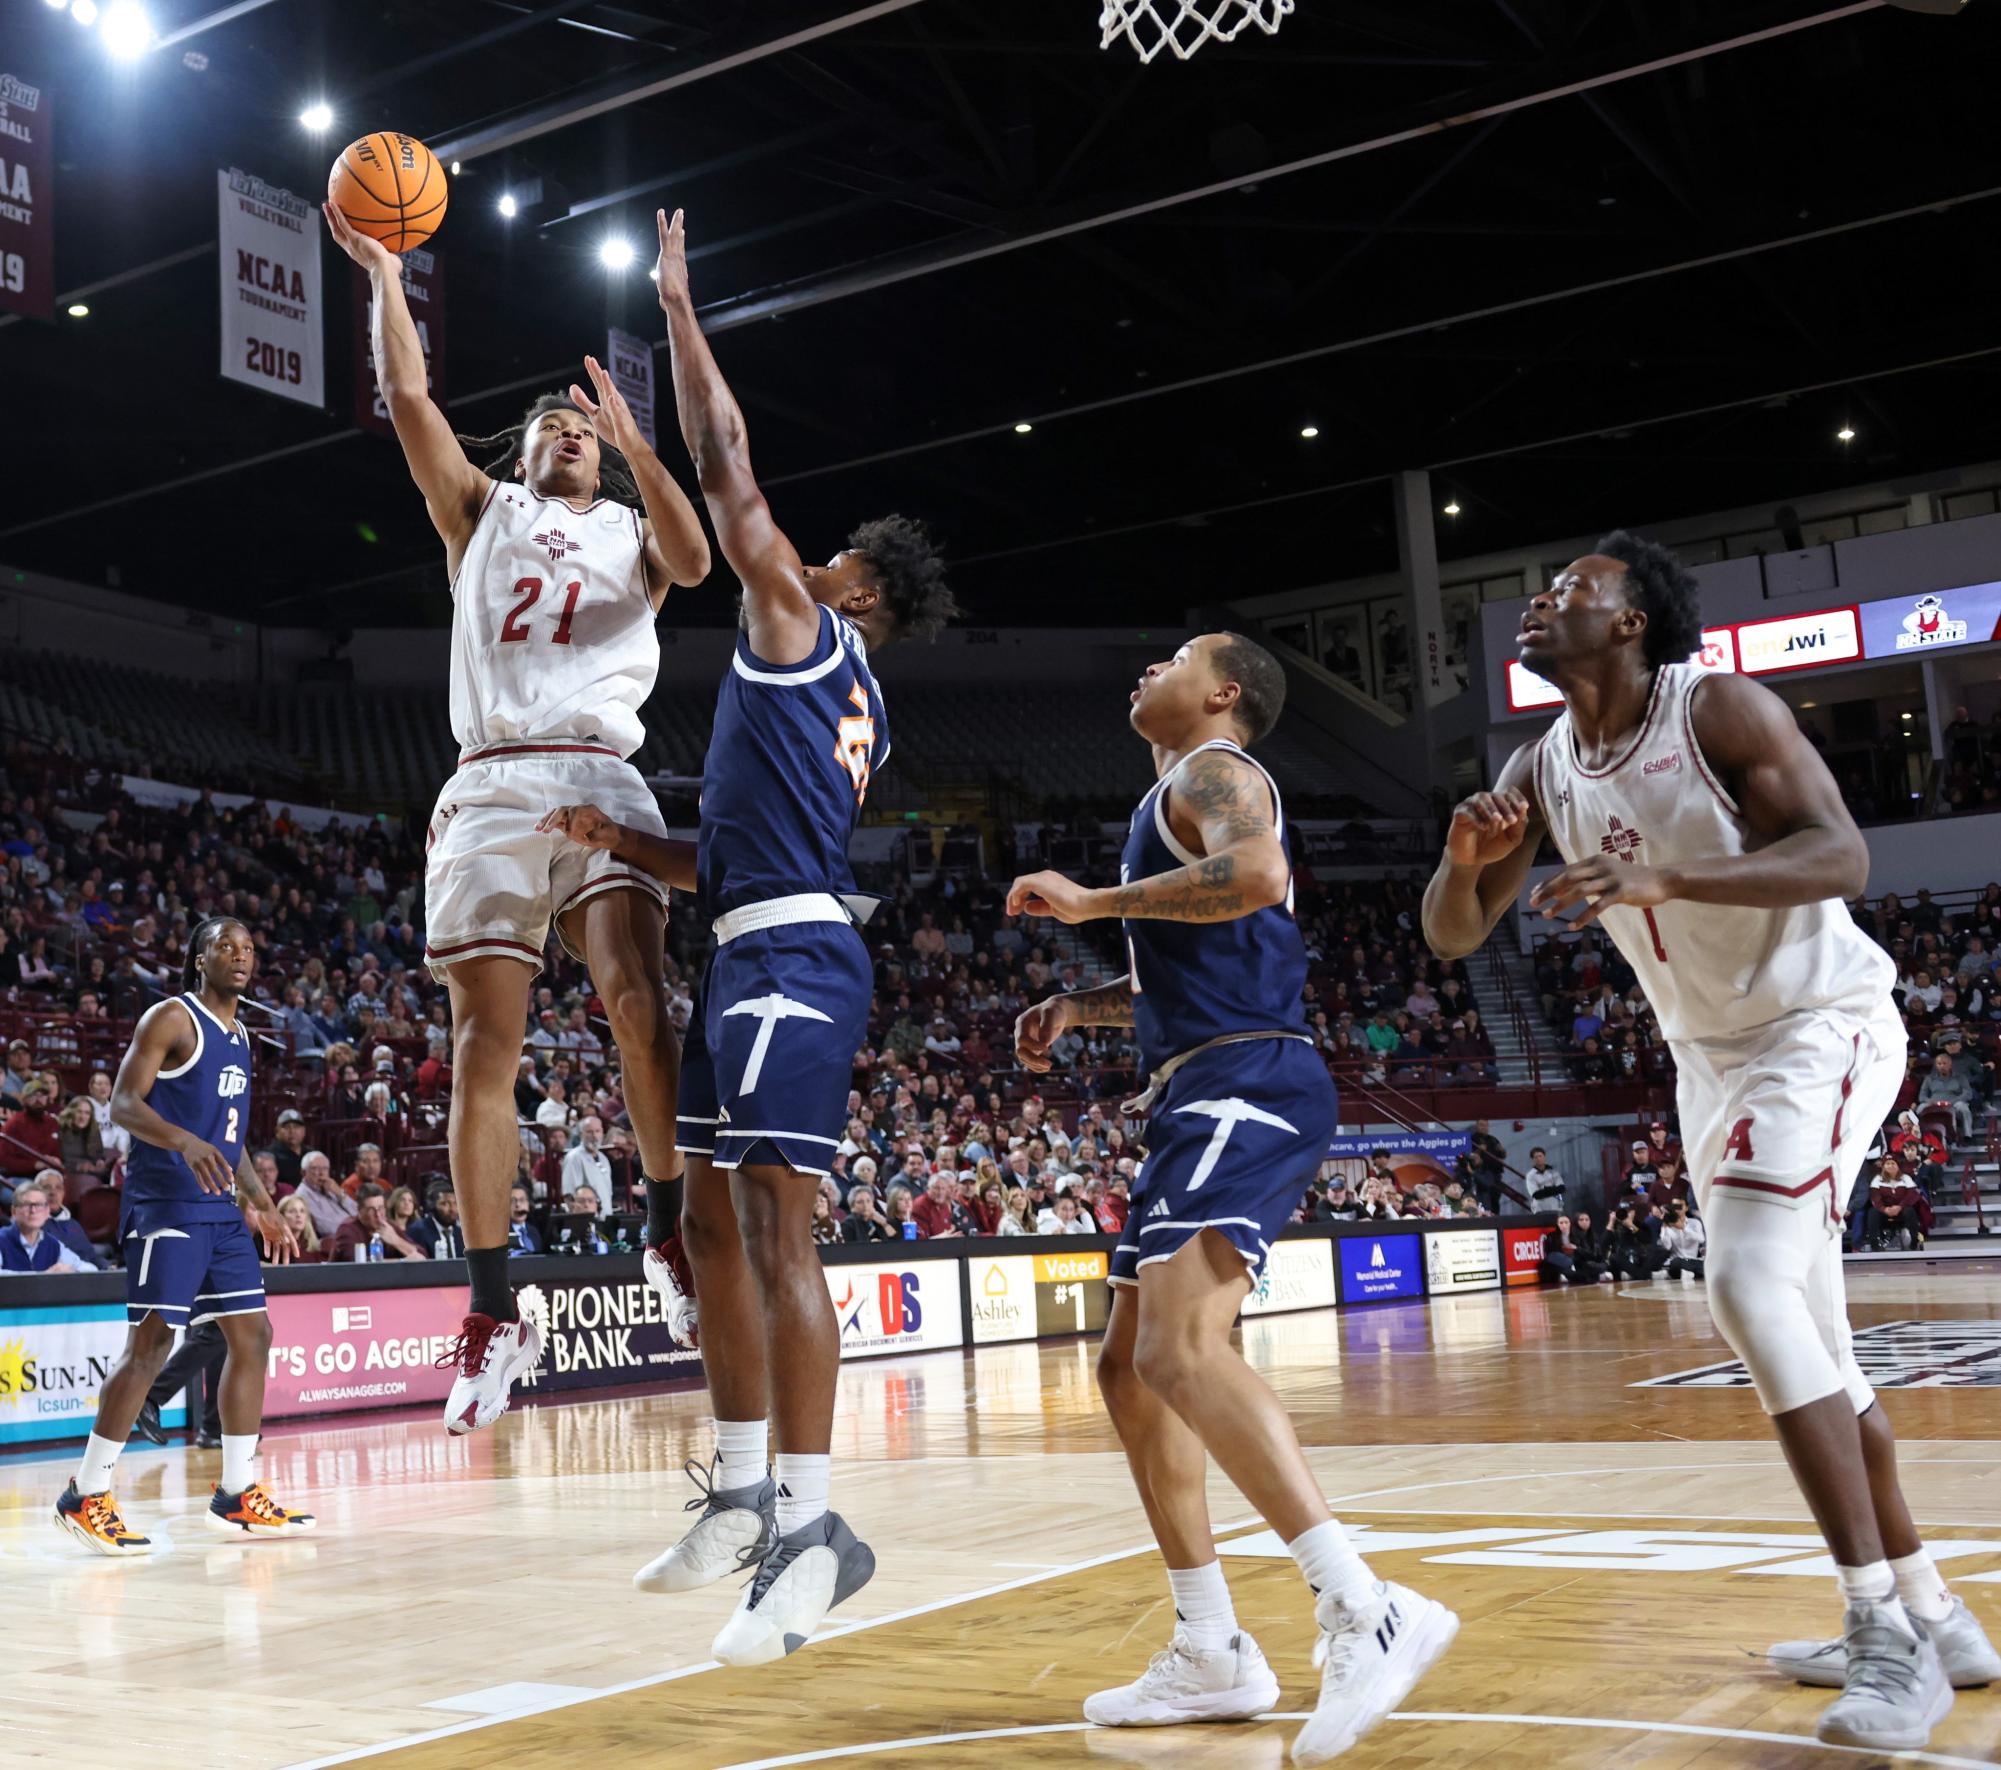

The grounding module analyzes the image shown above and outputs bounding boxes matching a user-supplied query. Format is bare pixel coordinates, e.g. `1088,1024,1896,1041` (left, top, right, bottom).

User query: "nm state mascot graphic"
1895,594,1968,651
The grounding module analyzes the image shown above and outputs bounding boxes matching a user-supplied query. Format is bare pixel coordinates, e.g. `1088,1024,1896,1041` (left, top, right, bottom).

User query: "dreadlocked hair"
183,916,250,994
455,392,641,507
1595,529,1705,669
847,514,958,642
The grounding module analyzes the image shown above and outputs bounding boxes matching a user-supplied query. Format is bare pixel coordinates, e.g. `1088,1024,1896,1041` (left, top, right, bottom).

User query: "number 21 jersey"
448,483,657,759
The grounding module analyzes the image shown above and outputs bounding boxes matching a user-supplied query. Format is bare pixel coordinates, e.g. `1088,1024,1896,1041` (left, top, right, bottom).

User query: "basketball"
327,131,448,254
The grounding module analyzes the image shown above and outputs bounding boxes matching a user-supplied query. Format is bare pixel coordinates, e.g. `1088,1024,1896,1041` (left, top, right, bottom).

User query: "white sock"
774,1452,830,1535
1288,1519,1379,1615
1167,1562,1238,1653
221,1434,258,1494
1837,1560,1915,1634
713,1419,769,1493
75,1432,125,1497
1891,1549,1954,1624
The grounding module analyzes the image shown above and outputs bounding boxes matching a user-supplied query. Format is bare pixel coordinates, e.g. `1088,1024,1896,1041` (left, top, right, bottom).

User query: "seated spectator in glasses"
2,1084,62,1178
506,1184,543,1255
341,1141,387,1199
0,1180,92,1273
31,1168,107,1269
294,1150,357,1239
838,1186,890,1244
408,1180,465,1259
1918,1052,1978,1143
276,1193,322,1261
57,1095,109,1189
327,1185,428,1262
1660,1200,1706,1280
1866,1157,1927,1252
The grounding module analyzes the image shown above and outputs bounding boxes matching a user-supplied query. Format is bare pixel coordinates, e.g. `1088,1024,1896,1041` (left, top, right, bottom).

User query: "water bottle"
901,1220,918,1241
369,1233,384,1263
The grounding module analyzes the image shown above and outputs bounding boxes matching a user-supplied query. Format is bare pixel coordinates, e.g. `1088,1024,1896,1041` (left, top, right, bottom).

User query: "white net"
1099,0,1294,63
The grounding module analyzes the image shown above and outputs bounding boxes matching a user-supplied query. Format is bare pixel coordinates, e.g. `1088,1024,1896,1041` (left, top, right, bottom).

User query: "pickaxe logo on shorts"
1173,1097,1299,1192
721,992,833,1093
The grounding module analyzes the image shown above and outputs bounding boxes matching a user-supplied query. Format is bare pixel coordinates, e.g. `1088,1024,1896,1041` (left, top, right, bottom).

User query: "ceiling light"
497,192,518,219
1013,421,1033,435
1901,711,1914,721
450,159,461,176
1299,424,1319,439
599,236,635,270
43,0,69,10
66,303,89,318
100,1,154,56
298,101,333,132
1837,425,1856,442
71,0,99,24
1443,500,1462,517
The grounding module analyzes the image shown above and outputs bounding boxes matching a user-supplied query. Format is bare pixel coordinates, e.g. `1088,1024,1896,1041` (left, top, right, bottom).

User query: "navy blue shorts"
706,922,869,1177
1110,1037,1337,1289
125,1215,266,1327
676,977,718,1159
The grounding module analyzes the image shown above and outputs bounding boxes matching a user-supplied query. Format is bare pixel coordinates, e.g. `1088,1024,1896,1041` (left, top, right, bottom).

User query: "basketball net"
1098,0,1293,63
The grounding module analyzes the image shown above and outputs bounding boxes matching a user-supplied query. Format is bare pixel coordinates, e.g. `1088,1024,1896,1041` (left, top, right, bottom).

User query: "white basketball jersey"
448,483,657,758
1533,661,1892,1042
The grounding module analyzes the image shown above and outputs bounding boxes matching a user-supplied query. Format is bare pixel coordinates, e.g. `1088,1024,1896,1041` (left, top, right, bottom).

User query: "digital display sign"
1337,1233,1423,1304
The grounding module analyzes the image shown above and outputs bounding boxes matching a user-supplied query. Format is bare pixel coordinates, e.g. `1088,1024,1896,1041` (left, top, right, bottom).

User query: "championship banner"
0,1304,187,1445
353,249,444,437
606,326,657,450
218,167,324,407
0,72,52,320
827,1261,964,1359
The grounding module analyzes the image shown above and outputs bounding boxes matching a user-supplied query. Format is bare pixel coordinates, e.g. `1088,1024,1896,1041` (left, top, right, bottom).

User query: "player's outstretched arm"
1532,673,1868,927
538,804,697,893
653,208,821,667
1423,743,1545,960
110,1001,234,1194
322,203,487,555
567,354,710,603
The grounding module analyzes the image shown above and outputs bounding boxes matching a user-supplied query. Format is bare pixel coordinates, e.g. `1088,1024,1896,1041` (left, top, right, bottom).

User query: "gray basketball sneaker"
633,1459,776,1594
1770,1595,2001,1688
711,1509,876,1666
1814,1600,1954,1751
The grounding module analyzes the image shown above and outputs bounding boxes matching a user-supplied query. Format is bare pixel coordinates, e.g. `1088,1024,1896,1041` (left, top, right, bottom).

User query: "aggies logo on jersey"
533,527,578,562
1600,815,1644,861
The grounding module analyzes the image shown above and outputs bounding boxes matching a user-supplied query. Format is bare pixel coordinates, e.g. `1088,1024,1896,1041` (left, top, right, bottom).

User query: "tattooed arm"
1014,976,1133,1073
1006,749,1288,927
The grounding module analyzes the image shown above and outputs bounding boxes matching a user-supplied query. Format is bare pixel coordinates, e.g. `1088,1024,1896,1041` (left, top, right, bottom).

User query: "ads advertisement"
1502,1224,1550,1288
1336,1233,1423,1305
1424,1228,1502,1295
0,1305,187,1445
827,1261,965,1359
1859,581,2001,659
520,1270,703,1391
1241,1239,1337,1317
970,1249,1112,1344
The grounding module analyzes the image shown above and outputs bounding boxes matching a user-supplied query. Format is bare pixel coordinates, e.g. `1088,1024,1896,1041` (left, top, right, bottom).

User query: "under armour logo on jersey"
533,527,578,561
1600,815,1644,861
721,993,833,1093
1173,1097,1299,1192
217,1065,249,1099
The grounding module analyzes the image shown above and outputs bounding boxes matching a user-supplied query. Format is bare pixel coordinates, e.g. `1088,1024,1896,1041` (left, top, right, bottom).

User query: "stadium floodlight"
101,2,154,57
599,236,636,270
71,0,100,25
299,101,333,132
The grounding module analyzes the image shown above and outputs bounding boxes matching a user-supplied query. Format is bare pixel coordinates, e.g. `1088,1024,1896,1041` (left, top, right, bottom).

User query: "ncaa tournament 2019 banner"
828,1261,965,1359
605,327,657,450
218,167,324,407
0,1304,187,1445
354,249,444,436
0,72,52,320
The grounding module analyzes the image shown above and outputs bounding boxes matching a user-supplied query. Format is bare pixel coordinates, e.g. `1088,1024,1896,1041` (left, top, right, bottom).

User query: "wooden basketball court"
7,1269,2001,1770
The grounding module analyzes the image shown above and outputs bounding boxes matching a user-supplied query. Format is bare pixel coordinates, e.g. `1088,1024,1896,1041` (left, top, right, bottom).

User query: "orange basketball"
328,131,448,254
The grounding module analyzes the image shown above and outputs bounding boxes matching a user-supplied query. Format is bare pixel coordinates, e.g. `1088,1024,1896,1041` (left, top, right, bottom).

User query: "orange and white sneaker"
54,1480,153,1557
206,1482,317,1538
643,1236,699,1349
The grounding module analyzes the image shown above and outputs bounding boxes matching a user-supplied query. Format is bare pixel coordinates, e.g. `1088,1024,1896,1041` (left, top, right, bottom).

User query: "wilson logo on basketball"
533,528,578,561
1641,751,1682,778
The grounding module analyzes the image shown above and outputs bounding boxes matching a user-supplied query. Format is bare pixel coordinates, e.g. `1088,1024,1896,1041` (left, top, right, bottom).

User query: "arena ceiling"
6,0,2001,632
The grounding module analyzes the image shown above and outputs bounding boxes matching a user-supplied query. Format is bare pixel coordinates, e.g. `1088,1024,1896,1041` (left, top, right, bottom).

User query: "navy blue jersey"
1122,740,1309,1075
698,603,890,916
123,994,252,1234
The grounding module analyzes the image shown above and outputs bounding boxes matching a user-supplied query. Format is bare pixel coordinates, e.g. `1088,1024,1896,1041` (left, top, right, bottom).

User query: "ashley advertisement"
0,1304,187,1445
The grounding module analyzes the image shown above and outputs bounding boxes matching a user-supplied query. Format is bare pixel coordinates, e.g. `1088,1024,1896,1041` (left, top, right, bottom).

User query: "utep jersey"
1534,659,1894,1043
123,994,252,1233
449,482,657,758
698,604,890,916
1122,739,1309,1076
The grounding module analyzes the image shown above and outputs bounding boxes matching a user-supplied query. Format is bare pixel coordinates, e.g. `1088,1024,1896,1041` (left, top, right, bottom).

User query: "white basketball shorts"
423,742,668,980
1672,1002,1906,1415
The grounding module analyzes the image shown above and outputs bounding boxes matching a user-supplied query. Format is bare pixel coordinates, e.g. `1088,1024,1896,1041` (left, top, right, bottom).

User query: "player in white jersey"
1422,531,1998,1753
325,204,711,1431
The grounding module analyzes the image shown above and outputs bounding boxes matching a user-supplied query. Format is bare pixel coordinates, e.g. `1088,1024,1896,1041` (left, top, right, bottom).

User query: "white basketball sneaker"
1084,1629,1280,1727
1815,1600,1954,1750
1770,1595,2001,1688
635,1459,776,1594
1290,1582,1458,1766
642,1238,699,1350
440,1285,548,1436
711,1510,876,1666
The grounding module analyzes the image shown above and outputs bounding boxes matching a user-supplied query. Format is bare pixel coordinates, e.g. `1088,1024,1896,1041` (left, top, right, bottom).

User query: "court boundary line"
709,1713,2001,1770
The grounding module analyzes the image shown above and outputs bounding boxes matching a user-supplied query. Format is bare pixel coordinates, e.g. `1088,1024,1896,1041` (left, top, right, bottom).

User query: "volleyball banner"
353,248,444,437
218,167,325,408
605,327,657,450
0,72,52,320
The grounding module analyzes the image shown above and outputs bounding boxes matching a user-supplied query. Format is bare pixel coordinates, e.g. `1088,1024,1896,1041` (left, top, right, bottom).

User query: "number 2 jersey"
1121,739,1310,1076
122,993,252,1236
448,482,657,759
1533,659,1893,1043
697,604,890,916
